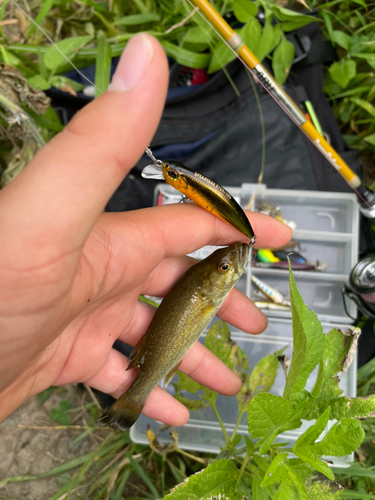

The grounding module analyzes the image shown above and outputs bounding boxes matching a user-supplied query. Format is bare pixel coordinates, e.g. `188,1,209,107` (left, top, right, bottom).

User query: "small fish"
99,242,249,430
142,160,255,241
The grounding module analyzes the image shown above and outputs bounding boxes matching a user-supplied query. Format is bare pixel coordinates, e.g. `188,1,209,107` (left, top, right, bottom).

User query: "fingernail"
109,34,153,92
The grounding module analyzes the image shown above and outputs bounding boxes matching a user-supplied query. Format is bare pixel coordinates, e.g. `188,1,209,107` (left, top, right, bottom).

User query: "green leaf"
233,0,257,23
306,481,343,500
208,36,237,74
252,476,266,499
328,60,357,89
114,13,161,25
315,419,365,457
242,17,262,60
261,453,288,486
272,36,294,85
249,353,279,396
59,400,71,411
273,476,296,500
44,36,93,71
283,263,325,402
272,6,318,32
50,409,71,425
350,97,375,118
293,408,334,480
166,460,241,499
257,20,278,62
351,52,375,70
248,393,301,453
162,41,210,69
28,74,50,91
332,30,351,50
364,132,375,145
205,321,235,370
37,386,57,404
95,31,112,97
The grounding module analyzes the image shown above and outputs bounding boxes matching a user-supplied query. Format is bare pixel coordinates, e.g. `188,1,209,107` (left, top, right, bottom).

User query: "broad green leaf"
205,321,235,370
283,264,325,402
174,371,203,395
95,32,112,97
59,400,71,411
38,386,57,404
165,460,241,499
184,26,214,44
284,463,308,500
272,6,317,32
315,419,365,457
273,476,296,500
293,408,334,480
306,481,343,500
44,36,93,70
302,328,364,420
272,36,294,85
257,20,277,62
162,41,210,69
114,14,161,25
252,476,266,499
261,453,288,486
242,17,262,60
329,60,357,89
50,409,71,425
28,74,50,91
364,132,375,145
248,393,301,452
249,354,279,396
351,52,375,70
233,0,257,23
208,40,236,74
330,395,375,419
350,97,375,118
332,30,351,50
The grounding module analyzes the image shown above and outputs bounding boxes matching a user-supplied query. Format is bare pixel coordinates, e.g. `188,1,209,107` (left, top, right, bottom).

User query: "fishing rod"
189,0,375,219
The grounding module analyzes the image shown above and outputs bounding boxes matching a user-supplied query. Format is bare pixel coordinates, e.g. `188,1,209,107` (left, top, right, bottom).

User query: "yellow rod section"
191,0,364,193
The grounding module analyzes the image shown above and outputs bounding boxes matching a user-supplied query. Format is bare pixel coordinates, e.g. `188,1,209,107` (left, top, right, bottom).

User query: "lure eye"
218,262,230,272
167,169,179,181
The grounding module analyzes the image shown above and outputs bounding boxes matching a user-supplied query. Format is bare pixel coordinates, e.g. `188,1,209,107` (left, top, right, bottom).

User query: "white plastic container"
131,184,359,464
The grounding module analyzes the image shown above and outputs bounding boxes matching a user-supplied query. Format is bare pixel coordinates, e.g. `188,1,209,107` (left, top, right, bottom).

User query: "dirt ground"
0,385,99,500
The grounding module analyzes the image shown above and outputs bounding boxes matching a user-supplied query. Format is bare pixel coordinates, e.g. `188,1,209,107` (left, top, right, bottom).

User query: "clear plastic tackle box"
130,183,359,465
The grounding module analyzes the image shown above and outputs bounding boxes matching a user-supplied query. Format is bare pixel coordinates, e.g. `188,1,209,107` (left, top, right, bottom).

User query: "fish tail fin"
98,394,146,431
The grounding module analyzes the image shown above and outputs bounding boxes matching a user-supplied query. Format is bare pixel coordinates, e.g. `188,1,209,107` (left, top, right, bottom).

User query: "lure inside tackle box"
131,182,359,466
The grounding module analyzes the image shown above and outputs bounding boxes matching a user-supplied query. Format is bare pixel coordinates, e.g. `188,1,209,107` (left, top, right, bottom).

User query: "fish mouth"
236,242,249,269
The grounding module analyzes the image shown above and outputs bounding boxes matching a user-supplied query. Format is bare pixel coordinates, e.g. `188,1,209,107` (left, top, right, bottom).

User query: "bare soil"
0,386,99,500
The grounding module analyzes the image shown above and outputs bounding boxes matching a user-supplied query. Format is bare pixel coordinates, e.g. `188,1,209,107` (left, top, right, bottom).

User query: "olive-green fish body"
100,242,249,430
162,161,255,241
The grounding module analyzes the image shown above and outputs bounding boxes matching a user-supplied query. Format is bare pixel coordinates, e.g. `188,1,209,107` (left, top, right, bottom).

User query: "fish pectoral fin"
164,361,182,387
127,335,146,370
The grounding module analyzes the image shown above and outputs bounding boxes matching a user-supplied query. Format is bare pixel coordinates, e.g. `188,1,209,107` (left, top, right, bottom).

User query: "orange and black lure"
142,160,256,243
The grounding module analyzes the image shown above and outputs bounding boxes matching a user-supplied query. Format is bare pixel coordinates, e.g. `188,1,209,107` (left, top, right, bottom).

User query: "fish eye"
218,262,230,272
167,169,179,180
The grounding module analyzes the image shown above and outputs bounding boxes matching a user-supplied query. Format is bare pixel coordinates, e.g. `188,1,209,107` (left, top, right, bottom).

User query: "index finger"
114,203,292,259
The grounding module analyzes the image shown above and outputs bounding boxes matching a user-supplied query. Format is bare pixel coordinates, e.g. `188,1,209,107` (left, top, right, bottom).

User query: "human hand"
0,34,292,425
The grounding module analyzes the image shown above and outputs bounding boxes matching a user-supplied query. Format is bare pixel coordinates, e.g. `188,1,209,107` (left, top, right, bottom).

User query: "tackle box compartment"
130,183,359,463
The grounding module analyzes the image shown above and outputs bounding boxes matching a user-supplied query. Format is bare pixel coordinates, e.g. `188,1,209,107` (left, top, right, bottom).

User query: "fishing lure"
142,158,255,243
251,275,291,306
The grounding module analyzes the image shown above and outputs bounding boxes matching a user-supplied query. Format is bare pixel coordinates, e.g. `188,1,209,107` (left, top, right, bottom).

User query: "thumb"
0,34,169,267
